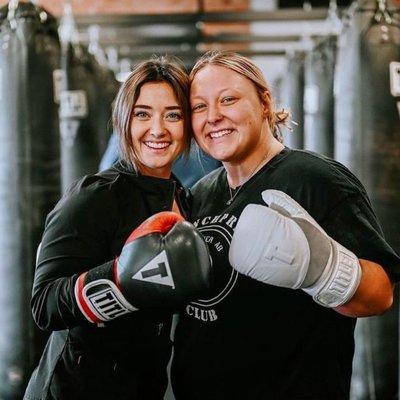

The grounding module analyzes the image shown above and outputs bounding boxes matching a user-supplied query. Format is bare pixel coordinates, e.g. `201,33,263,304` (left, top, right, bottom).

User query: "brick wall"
0,0,250,16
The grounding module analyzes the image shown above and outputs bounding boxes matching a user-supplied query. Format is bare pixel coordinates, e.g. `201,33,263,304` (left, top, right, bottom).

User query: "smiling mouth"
208,129,233,139
144,141,171,149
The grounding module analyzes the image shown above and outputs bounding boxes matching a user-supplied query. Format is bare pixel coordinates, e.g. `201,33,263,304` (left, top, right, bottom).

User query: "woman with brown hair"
24,56,211,400
171,50,399,400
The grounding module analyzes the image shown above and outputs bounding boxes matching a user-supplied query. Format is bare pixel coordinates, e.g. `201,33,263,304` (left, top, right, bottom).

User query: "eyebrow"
134,105,182,110
191,88,232,100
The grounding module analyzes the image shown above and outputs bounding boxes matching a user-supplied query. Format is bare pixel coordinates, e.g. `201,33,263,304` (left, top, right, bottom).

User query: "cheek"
128,130,141,157
231,108,250,125
236,109,260,130
191,114,204,136
167,121,185,150
130,122,144,141
130,128,139,143
193,129,205,147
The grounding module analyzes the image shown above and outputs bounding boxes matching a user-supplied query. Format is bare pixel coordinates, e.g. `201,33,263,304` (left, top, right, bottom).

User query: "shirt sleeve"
31,179,117,331
322,193,400,282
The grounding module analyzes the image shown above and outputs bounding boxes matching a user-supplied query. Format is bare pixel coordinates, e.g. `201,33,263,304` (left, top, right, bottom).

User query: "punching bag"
304,35,337,157
334,2,371,173
59,42,101,192
90,59,119,156
281,51,305,149
0,2,61,399
334,2,400,399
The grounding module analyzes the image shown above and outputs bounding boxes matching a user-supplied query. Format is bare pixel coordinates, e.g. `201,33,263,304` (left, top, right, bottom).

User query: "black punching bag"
0,2,61,399
304,35,337,157
91,60,119,155
59,42,103,192
281,51,305,149
335,2,400,399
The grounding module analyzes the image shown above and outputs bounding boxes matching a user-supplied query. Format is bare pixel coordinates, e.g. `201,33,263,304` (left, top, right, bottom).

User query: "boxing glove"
229,190,361,307
75,211,211,323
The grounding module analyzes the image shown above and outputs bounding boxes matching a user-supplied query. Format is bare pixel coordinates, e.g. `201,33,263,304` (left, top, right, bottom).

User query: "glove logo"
86,286,131,321
131,250,175,288
76,279,137,323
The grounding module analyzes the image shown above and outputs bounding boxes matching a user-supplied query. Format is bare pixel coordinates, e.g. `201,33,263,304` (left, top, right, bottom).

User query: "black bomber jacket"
24,161,190,400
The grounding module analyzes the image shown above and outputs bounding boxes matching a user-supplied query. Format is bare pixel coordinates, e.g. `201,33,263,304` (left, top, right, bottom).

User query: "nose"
150,117,166,137
207,105,223,125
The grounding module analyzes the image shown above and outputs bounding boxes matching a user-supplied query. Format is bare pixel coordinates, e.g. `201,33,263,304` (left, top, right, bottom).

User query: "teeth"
209,129,232,139
145,141,170,149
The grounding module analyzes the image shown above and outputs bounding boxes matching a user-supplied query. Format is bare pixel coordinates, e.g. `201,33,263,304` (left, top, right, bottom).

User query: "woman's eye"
222,96,235,104
134,111,149,119
192,103,206,112
166,112,182,121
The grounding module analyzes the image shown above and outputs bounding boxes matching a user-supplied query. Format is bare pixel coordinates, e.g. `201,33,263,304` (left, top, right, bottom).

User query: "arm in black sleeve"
31,181,117,331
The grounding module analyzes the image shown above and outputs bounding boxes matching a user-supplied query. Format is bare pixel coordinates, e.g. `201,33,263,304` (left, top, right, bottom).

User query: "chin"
146,162,170,171
143,155,172,167
138,158,172,176
209,149,234,162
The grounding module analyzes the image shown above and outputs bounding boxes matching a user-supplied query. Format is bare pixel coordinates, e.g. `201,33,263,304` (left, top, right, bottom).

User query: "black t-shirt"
172,148,400,400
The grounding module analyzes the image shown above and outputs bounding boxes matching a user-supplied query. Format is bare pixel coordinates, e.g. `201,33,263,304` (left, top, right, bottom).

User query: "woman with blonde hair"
24,56,211,400
172,50,399,400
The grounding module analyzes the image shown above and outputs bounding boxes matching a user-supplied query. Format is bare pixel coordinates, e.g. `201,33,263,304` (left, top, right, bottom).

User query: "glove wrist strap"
304,241,362,308
75,261,137,323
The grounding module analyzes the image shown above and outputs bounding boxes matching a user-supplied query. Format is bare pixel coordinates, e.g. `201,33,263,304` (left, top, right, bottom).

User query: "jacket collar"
111,159,186,193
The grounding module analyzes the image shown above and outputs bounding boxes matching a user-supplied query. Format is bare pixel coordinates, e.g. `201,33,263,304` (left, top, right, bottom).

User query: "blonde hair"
112,56,191,168
190,50,290,142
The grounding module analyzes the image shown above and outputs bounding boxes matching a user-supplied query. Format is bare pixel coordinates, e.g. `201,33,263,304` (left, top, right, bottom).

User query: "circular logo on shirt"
190,224,238,308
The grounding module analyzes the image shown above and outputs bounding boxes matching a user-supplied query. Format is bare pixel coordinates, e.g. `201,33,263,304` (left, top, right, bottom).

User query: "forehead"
136,81,178,103
191,64,255,95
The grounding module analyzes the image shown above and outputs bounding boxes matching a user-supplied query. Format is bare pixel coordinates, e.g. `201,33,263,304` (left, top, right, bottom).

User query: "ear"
260,90,271,116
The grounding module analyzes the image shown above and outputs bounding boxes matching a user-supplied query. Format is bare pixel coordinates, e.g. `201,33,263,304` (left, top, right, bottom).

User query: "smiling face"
130,81,185,178
190,65,268,164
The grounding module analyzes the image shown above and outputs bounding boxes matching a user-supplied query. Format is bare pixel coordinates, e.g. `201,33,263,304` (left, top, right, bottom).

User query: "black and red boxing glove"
75,212,211,323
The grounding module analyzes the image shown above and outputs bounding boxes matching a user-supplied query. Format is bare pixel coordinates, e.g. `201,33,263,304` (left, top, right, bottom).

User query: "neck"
137,164,172,180
225,134,284,188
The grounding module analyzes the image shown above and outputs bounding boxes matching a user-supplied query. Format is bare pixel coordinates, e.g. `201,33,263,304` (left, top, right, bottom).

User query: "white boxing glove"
229,190,362,307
